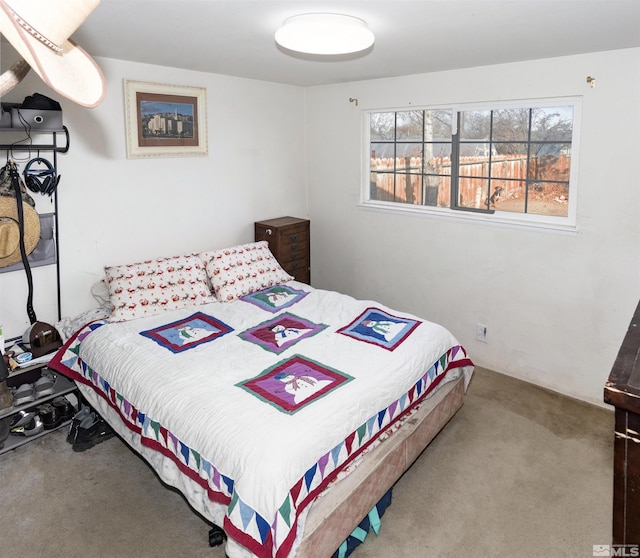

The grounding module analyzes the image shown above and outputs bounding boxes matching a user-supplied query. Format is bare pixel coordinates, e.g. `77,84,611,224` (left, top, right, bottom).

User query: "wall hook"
586,76,596,88
349,97,358,106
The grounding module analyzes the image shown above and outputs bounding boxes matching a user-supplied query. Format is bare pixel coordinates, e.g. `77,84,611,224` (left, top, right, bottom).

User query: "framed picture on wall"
124,80,208,158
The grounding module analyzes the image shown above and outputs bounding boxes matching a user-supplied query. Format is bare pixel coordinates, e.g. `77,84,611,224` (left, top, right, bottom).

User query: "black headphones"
23,157,60,197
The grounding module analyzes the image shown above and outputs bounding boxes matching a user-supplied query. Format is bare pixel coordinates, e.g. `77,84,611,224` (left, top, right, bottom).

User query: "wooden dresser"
254,216,310,284
604,299,640,545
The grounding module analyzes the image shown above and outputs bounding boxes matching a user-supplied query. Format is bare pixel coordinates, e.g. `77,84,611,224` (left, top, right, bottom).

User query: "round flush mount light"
275,13,375,55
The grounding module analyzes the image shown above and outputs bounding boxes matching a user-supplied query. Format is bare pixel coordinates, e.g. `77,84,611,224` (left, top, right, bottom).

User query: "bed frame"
299,375,464,557
76,373,466,557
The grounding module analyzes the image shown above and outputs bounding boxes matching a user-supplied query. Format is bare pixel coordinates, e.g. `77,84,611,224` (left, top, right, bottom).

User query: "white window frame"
359,97,582,234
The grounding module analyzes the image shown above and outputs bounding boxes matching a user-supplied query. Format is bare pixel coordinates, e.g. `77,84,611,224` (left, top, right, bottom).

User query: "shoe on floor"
34,373,56,399
12,383,35,406
72,414,114,452
67,407,91,444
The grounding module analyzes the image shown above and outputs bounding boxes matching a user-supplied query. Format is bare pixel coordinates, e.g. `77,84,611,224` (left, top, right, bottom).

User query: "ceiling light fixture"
275,13,375,55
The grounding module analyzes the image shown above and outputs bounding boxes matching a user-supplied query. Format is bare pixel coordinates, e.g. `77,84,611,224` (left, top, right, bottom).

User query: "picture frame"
124,80,208,158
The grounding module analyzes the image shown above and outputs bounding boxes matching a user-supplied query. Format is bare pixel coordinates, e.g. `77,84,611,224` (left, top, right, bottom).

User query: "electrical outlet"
476,323,488,343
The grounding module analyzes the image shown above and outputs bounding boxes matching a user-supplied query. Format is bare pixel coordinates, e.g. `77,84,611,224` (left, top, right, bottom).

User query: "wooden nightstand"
255,217,310,284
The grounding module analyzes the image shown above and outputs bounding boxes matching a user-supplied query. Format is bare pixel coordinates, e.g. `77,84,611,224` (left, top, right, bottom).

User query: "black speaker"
23,157,60,196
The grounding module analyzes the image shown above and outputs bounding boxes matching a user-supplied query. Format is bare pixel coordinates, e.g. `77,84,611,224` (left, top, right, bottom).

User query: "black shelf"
0,125,69,153
0,371,78,455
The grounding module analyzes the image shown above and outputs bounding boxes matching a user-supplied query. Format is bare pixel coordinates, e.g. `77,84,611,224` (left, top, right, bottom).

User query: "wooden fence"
370,155,569,209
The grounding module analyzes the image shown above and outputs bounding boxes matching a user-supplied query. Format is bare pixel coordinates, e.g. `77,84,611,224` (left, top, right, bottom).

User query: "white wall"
2,45,637,407
305,48,640,407
0,52,307,338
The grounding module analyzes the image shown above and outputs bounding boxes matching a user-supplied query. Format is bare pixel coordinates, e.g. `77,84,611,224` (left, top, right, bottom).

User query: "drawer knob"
266,228,272,235
291,243,298,250
290,234,298,241
291,261,299,268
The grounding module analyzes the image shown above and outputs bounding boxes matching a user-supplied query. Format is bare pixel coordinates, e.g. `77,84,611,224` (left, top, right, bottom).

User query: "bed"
49,241,473,558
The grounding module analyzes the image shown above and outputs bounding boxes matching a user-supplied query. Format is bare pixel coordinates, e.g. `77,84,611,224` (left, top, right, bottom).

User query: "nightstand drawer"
279,225,308,245
286,266,310,284
279,241,309,262
282,258,309,274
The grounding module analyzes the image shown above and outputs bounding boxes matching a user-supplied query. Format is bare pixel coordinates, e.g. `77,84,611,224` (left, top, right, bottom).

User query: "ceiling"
71,0,640,87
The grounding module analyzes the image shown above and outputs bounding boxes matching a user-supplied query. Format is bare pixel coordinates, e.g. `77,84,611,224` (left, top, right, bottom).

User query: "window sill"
357,201,579,235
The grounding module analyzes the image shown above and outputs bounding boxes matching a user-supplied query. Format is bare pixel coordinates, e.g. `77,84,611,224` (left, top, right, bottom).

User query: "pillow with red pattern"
200,241,293,302
105,254,215,322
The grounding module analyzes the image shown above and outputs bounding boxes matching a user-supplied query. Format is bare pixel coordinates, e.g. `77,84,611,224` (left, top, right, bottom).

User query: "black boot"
72,413,114,452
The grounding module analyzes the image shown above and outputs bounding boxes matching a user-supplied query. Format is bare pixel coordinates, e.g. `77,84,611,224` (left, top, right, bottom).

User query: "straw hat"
0,197,40,268
0,0,106,107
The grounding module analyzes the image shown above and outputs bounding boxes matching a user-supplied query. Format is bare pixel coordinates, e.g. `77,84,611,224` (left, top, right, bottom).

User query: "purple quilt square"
237,355,353,414
140,312,234,353
337,307,421,351
239,313,326,354
241,285,309,312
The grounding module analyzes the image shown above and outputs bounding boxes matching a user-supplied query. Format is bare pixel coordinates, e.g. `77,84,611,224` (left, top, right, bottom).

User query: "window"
366,99,579,229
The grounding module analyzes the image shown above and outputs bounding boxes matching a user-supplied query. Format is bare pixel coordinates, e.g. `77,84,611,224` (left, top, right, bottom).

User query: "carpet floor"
0,367,613,558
